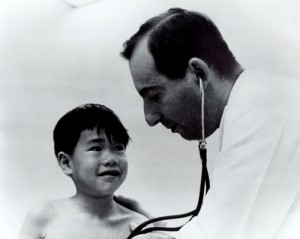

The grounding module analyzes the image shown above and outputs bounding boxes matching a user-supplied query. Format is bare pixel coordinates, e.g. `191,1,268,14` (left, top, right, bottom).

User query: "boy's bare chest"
44,212,132,239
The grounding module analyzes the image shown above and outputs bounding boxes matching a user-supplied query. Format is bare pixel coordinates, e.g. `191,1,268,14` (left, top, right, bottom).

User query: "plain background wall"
0,0,299,238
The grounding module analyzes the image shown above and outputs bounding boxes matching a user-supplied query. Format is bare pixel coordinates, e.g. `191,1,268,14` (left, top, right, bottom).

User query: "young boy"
19,103,147,239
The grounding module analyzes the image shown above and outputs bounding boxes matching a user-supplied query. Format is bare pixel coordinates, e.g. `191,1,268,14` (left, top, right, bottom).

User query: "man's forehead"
129,37,160,91
129,37,152,72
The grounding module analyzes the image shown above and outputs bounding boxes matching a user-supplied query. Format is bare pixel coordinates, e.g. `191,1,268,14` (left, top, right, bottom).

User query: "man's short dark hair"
121,8,240,79
53,103,130,156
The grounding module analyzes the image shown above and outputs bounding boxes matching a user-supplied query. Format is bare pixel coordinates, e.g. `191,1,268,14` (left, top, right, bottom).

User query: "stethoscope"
127,77,210,239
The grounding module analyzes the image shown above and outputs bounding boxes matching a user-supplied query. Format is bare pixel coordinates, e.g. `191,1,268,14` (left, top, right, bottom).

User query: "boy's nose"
102,153,119,167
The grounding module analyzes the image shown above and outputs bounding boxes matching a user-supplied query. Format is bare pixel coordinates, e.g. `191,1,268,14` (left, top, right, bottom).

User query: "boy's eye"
90,146,102,151
114,145,125,151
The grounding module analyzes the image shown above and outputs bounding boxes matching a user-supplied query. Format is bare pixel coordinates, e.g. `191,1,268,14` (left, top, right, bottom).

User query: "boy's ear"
57,152,72,176
188,57,210,88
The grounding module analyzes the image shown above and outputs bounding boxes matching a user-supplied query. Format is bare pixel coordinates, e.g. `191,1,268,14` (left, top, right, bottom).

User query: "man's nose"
144,102,161,127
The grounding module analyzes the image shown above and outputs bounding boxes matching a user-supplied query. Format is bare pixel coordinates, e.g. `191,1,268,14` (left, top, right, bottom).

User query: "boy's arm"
19,202,54,239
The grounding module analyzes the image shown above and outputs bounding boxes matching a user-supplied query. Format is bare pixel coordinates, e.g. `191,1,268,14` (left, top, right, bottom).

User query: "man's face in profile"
128,37,202,141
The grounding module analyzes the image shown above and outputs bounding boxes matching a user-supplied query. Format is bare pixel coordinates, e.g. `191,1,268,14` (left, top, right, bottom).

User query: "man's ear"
188,57,210,88
57,152,72,176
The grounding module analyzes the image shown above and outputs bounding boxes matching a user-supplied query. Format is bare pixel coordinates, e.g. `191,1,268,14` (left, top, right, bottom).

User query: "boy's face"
69,128,128,197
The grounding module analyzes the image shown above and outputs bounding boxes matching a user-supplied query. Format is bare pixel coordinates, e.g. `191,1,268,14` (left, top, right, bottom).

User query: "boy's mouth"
97,169,121,177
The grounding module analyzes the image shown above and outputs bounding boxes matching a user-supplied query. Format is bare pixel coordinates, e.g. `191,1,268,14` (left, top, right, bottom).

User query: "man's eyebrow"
139,86,160,97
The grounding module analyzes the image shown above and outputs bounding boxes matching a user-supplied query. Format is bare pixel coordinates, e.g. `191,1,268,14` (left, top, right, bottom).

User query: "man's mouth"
163,122,177,133
171,125,177,133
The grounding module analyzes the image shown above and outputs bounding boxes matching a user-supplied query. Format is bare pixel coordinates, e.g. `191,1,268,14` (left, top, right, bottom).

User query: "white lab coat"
177,70,300,239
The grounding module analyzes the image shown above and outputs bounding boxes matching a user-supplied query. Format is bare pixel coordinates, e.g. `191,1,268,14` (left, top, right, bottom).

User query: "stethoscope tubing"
127,77,209,239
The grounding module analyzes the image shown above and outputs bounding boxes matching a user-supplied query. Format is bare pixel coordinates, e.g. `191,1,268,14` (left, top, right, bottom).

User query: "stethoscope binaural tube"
127,77,210,239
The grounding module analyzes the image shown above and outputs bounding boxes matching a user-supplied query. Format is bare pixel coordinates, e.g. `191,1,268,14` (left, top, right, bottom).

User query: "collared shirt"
177,70,300,239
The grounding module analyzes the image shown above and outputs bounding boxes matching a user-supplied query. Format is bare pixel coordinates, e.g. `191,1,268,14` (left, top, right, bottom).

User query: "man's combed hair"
53,104,130,156
121,8,241,79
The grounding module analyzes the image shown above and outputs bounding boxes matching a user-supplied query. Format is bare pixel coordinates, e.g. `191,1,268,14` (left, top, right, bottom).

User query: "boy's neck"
70,193,118,219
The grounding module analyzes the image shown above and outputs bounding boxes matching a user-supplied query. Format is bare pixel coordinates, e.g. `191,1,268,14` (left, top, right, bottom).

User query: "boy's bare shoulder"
26,200,56,226
19,200,57,239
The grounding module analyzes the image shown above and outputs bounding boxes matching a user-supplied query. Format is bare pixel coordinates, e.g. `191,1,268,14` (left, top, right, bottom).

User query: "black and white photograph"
0,0,299,238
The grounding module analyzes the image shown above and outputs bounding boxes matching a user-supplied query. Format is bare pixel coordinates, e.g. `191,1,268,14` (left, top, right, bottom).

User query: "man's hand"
129,223,175,239
114,195,152,218
114,195,167,227
132,234,175,239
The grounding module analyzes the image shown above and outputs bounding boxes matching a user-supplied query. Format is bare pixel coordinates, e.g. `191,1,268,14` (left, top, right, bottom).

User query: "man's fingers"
129,222,175,239
153,220,167,227
114,195,153,219
129,222,139,232
114,195,140,210
133,233,175,239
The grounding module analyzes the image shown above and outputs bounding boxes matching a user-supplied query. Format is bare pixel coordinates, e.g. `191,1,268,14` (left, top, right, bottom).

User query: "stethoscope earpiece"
198,76,206,147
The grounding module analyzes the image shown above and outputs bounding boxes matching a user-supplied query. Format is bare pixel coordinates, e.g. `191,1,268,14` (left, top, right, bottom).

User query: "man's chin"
177,131,199,141
171,125,200,141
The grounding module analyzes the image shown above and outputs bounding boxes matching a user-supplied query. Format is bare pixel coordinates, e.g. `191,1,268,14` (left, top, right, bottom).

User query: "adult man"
121,8,300,239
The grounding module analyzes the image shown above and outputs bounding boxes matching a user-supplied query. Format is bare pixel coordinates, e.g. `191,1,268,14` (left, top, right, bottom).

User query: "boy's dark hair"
121,8,241,80
53,103,130,156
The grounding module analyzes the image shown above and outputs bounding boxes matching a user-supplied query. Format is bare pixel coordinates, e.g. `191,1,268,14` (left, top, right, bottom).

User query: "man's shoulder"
234,70,300,100
226,69,300,120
